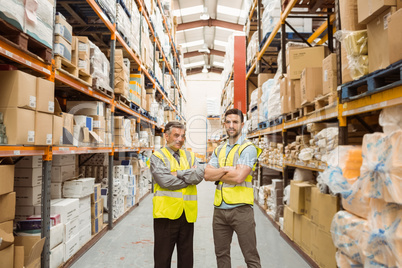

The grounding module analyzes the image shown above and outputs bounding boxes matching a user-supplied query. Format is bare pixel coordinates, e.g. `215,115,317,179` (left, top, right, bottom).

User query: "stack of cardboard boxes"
0,71,55,146
284,182,339,268
0,158,16,267
54,13,73,63
113,49,130,98
91,184,104,235
50,155,76,199
73,36,91,75
129,73,145,107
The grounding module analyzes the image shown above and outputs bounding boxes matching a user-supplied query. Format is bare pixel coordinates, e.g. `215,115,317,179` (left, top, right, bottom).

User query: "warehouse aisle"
72,182,309,268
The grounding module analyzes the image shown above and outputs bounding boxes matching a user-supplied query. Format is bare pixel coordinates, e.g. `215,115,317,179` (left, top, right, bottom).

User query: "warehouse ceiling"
172,0,249,75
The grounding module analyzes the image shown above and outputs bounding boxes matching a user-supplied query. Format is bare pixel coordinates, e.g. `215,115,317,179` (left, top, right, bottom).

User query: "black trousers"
154,212,194,268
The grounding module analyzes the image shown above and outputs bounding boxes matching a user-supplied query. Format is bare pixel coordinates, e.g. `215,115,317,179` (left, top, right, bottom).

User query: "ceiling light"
198,44,210,53
202,65,209,73
200,7,210,20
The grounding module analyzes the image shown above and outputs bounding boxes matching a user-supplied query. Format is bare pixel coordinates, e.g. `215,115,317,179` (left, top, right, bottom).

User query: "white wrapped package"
250,88,259,109
360,131,402,204
293,168,313,182
363,199,402,267
267,82,281,120
336,251,364,268
298,148,314,161
331,210,370,265
379,105,402,135
260,79,275,121
90,41,113,92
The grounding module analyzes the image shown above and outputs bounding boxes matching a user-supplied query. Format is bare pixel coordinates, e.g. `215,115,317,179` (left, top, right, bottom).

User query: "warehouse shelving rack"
0,0,187,267
242,0,402,266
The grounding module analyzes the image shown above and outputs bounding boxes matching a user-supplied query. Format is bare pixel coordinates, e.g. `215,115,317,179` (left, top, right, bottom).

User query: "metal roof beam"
184,49,225,58
177,19,243,31
186,66,223,75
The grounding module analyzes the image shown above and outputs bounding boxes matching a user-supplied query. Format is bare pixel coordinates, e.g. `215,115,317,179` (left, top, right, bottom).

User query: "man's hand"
171,171,177,176
204,165,229,181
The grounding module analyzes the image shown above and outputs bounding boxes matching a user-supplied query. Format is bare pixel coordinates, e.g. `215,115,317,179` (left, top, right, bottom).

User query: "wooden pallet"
92,78,114,98
78,69,92,86
258,116,283,130
284,109,303,122
341,60,402,102
302,93,337,115
0,19,52,64
115,93,130,108
54,56,78,77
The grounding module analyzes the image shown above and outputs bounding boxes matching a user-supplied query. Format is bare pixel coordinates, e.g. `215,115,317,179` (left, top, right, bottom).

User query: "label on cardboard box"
48,101,55,113
29,96,36,109
46,134,52,145
28,131,35,143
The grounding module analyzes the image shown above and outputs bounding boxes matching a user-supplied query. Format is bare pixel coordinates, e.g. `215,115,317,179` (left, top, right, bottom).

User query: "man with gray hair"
150,121,204,268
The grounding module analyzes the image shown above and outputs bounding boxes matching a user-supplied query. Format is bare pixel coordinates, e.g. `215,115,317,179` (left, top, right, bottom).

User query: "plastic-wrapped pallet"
379,104,402,135
260,79,275,121
247,32,258,66
116,3,131,39
360,130,402,204
97,0,116,22
206,97,220,117
90,41,113,92
129,1,141,55
267,82,281,121
331,210,370,266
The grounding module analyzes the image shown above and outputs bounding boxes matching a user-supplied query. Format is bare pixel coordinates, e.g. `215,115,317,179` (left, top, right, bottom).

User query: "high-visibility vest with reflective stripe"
152,147,198,222
213,139,262,206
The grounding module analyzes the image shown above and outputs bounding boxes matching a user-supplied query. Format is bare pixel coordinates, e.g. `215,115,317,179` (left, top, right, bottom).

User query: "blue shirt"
208,135,258,209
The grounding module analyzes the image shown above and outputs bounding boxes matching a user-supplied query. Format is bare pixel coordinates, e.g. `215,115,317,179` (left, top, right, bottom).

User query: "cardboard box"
55,13,73,44
66,101,105,116
63,217,79,242
50,183,62,199
76,36,90,59
368,8,396,73
398,0,402,9
280,78,289,114
388,9,402,64
36,78,55,114
14,236,45,268
50,223,64,250
46,199,79,224
91,199,103,218
358,0,396,24
283,205,294,240
71,37,79,67
293,213,302,246
61,112,74,145
304,186,314,219
50,243,64,268
287,78,301,110
91,183,102,203
0,192,16,223
51,164,76,183
0,159,14,195
53,115,63,145
78,209,91,229
310,187,339,233
287,46,328,79
0,244,14,268
78,224,92,247
91,214,103,234
15,186,41,206
300,67,323,104
322,54,338,95
91,115,105,129
0,221,13,234
0,107,35,145
14,245,24,268
301,216,313,256
15,205,35,222
0,70,36,110
257,73,275,87
340,0,367,31
289,181,313,214
52,155,76,166
54,35,72,61
15,156,42,169
311,228,337,268
35,112,53,145
64,233,79,260
79,196,91,214
14,168,42,187
63,178,95,198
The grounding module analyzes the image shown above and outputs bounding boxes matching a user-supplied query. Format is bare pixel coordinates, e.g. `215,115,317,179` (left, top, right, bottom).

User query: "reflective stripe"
154,191,182,198
216,184,223,190
185,150,193,167
222,181,253,188
183,195,197,201
157,149,171,167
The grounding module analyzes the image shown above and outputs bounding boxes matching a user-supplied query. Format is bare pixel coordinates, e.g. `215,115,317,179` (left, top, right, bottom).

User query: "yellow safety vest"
213,140,262,206
152,147,198,223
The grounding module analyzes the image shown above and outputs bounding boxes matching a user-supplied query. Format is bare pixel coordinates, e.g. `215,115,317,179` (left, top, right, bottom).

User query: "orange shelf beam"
0,146,46,157
53,146,112,155
0,39,52,77
55,71,113,105
85,0,116,33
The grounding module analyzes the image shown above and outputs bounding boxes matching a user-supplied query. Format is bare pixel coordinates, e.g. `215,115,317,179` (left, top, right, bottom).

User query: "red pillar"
233,35,247,113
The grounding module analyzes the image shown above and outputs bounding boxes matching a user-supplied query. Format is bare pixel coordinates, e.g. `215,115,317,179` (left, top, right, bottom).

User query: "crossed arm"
204,164,252,185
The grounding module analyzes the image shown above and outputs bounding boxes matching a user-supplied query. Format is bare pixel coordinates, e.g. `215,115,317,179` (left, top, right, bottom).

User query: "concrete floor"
72,182,309,268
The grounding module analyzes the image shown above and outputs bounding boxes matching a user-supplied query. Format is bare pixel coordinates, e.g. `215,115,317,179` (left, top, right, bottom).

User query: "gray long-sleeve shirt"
150,147,205,191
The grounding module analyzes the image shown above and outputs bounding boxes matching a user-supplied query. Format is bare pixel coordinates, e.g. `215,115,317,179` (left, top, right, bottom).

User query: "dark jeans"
154,212,194,268
213,205,261,268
